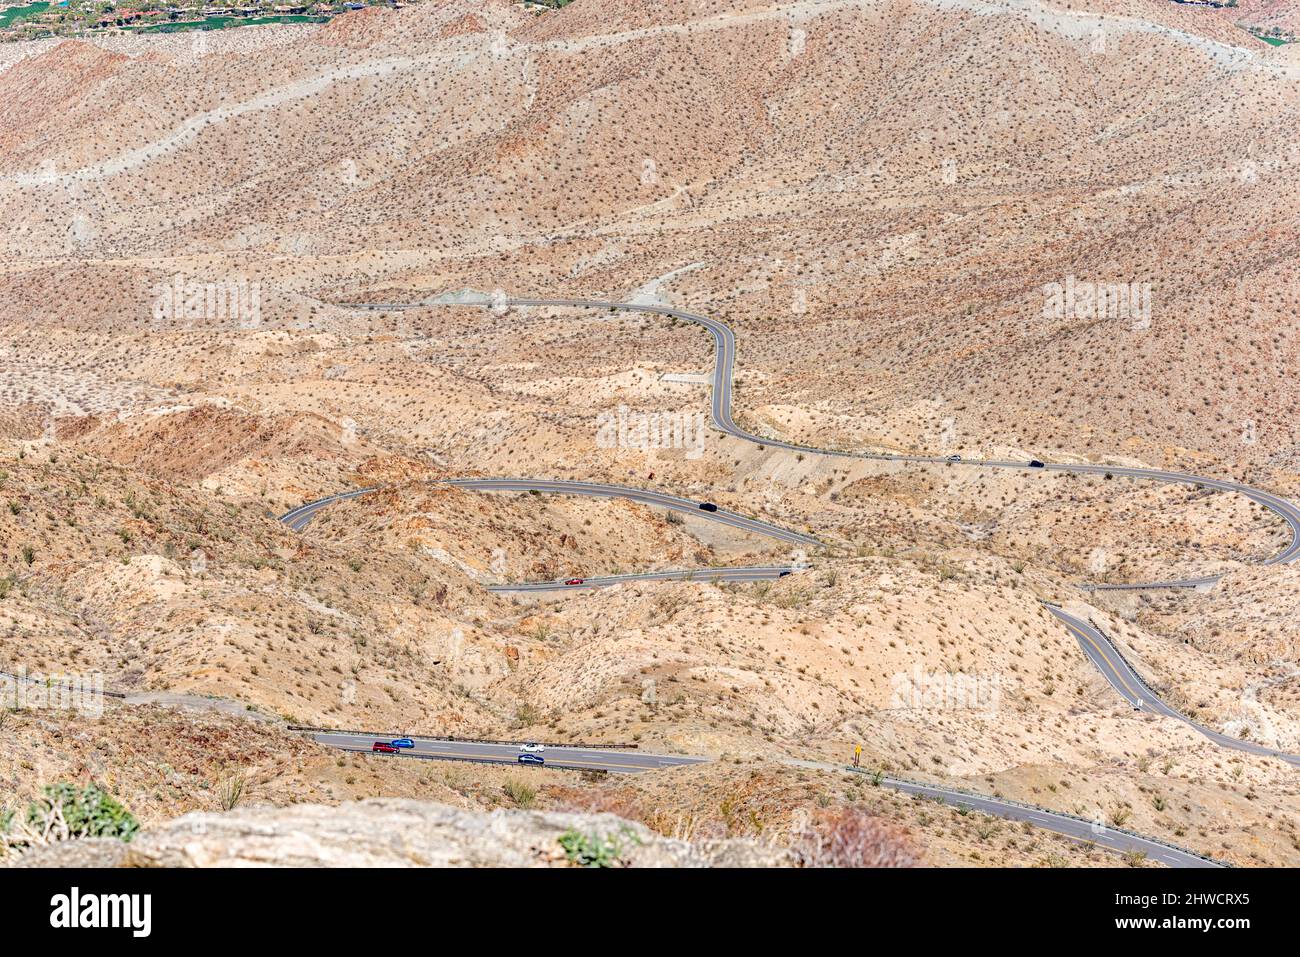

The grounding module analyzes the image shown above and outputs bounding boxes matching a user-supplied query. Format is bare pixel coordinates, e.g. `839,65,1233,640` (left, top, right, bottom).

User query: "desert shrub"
790,806,920,868
512,702,542,727
557,827,639,867
3,782,139,856
28,782,139,840
503,779,537,809
217,773,246,811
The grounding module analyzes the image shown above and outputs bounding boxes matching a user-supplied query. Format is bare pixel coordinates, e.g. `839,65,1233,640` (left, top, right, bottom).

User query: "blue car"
391,738,415,749
517,753,545,766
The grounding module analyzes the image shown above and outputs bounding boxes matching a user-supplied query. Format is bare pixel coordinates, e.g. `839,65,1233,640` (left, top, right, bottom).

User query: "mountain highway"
447,477,820,547
287,293,1300,867
285,477,819,547
314,296,1300,584
305,727,1222,865
849,769,1221,868
315,732,706,773
280,478,818,589
502,299,1300,584
308,728,1223,867
489,300,1300,763
1047,605,1300,765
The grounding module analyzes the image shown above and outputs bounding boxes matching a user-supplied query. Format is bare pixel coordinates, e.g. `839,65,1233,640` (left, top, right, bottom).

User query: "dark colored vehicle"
945,454,961,463
698,502,718,512
1028,460,1046,468
565,578,585,586
517,753,545,766
778,570,792,577
391,738,415,749
372,742,400,754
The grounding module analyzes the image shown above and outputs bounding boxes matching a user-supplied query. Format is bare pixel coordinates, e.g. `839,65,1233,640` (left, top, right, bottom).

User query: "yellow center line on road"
1061,620,1143,704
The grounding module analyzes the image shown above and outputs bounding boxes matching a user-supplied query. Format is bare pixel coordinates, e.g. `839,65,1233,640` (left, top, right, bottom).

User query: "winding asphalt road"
503,298,1300,584
447,478,819,547
308,726,1221,866
1047,605,1300,766
845,768,1221,868
316,732,705,773
311,296,1300,586
285,478,818,547
279,478,817,594
290,294,1300,867
501,300,1300,762
281,486,379,531
280,476,817,592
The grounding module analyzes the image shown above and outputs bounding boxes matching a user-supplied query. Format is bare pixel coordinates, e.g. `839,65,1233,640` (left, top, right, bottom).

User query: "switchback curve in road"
281,293,1300,866
317,295,1300,755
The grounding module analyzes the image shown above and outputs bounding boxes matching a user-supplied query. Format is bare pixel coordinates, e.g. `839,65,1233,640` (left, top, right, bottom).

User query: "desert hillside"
2,0,1298,869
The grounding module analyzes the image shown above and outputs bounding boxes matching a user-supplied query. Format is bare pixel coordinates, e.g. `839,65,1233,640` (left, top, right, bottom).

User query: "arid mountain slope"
2,0,1299,867
0,0,1296,471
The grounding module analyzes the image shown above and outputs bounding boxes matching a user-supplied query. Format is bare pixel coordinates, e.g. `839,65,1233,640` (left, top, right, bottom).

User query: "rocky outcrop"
10,799,791,868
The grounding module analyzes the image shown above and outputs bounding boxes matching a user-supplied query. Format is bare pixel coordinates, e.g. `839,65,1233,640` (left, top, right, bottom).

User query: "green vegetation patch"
0,2,50,28
557,826,641,867
25,782,140,841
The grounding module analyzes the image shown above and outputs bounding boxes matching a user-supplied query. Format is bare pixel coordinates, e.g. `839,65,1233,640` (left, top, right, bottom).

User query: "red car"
372,742,400,754
565,578,585,586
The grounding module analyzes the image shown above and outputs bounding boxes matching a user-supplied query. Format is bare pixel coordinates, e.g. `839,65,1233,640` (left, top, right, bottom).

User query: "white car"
518,742,545,753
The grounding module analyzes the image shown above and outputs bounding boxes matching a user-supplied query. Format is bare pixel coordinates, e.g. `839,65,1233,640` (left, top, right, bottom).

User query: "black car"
1028,460,1045,468
698,502,718,512
517,753,545,766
